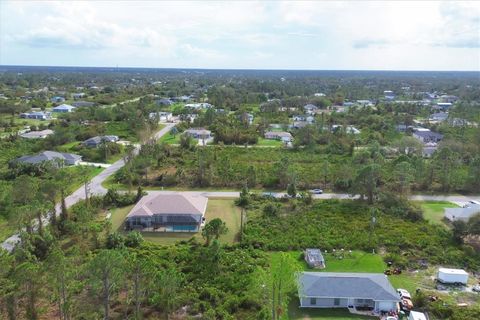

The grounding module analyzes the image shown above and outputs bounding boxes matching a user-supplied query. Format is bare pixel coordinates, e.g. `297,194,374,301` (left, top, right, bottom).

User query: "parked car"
472,284,480,292
309,189,323,194
397,288,412,300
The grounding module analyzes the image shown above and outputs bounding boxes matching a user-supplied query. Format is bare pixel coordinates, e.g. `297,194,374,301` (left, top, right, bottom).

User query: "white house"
52,104,76,113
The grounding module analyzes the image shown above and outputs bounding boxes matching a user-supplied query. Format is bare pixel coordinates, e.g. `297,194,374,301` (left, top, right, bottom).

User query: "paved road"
1,123,175,252
118,190,480,204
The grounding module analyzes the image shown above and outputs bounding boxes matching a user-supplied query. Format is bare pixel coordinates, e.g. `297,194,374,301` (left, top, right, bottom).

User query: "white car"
309,189,323,194
397,288,411,299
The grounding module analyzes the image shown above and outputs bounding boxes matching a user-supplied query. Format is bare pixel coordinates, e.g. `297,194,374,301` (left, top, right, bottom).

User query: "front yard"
109,199,241,245
418,201,459,227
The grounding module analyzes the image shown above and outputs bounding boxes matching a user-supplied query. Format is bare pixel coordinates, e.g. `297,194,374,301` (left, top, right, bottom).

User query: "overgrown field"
242,199,480,271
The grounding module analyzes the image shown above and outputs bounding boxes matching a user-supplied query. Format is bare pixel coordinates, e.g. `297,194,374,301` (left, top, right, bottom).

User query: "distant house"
15,151,81,166
180,114,198,123
184,128,212,140
20,111,51,120
332,125,360,135
298,272,399,313
395,124,408,132
303,104,318,114
83,135,119,148
72,101,95,108
20,129,54,139
264,131,293,142
304,249,325,269
52,104,76,113
239,112,254,125
413,130,443,144
445,204,480,222
155,98,173,106
422,144,438,158
291,121,310,129
185,103,213,110
384,90,395,100
356,100,373,107
50,96,65,103
72,93,86,100
125,192,208,232
172,95,191,102
434,102,453,110
429,112,448,122
293,115,314,123
149,112,173,122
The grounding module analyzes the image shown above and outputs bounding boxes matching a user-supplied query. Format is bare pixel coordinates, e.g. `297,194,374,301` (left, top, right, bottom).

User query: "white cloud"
0,0,479,70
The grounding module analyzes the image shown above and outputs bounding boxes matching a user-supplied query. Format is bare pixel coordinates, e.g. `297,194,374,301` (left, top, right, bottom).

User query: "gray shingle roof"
298,272,400,301
127,192,208,218
16,151,81,165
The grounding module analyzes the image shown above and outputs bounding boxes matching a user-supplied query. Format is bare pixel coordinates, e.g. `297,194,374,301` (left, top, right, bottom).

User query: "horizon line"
1,64,479,73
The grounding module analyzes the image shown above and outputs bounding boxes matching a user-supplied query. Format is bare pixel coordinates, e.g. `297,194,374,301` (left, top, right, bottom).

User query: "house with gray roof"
184,128,212,139
52,104,76,113
413,130,443,144
125,192,208,232
83,135,119,148
298,272,399,313
20,129,54,139
429,112,448,122
264,131,293,142
445,204,480,222
15,151,81,166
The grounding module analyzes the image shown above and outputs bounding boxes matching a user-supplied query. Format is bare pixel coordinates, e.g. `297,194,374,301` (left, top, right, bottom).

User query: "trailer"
408,311,427,320
437,268,469,285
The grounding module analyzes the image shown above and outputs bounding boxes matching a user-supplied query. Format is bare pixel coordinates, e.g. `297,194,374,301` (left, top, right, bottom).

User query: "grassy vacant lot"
158,131,180,144
109,199,241,245
257,138,283,146
419,201,459,227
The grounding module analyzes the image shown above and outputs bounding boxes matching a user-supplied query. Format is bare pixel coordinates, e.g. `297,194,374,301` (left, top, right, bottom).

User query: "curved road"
1,123,175,252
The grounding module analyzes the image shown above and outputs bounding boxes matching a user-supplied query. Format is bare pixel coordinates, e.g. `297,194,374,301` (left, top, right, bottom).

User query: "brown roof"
126,192,208,218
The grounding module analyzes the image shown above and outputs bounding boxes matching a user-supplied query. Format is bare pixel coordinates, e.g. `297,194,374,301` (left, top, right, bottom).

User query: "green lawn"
276,250,387,273
56,141,81,153
257,138,283,147
158,131,180,145
418,201,458,227
109,199,241,245
289,302,376,320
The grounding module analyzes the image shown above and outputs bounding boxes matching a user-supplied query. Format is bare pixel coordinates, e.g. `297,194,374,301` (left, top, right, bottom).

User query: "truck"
437,268,469,285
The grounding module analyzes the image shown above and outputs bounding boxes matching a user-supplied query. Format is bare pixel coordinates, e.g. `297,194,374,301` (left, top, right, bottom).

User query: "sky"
0,1,479,71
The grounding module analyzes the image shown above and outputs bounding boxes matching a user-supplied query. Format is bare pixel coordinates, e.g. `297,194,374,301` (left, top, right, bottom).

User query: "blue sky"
1,1,479,70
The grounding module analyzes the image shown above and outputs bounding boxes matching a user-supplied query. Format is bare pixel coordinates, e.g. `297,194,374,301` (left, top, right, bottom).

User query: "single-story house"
83,135,119,148
332,125,361,135
303,104,318,114
20,129,54,139
429,112,448,122
413,130,443,144
149,112,173,122
298,272,399,313
20,111,51,120
185,103,213,110
422,144,438,158
384,90,395,100
172,95,191,102
304,249,325,269
264,131,293,142
180,114,198,123
15,151,81,166
434,102,453,111
72,93,86,100
72,101,95,108
445,204,480,222
50,96,65,103
52,104,76,113
155,98,173,106
184,128,212,139
293,115,315,123
125,192,208,232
